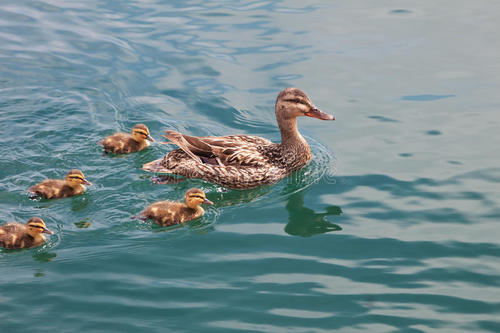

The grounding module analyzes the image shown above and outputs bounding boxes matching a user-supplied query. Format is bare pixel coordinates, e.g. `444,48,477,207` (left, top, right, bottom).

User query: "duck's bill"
82,179,92,185
146,134,155,142
305,107,335,120
203,198,214,205
43,228,54,235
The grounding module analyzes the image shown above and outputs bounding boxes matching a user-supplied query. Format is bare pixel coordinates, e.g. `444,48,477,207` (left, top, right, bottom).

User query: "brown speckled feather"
143,131,308,189
0,223,45,249
140,201,204,226
99,133,149,154
29,180,84,199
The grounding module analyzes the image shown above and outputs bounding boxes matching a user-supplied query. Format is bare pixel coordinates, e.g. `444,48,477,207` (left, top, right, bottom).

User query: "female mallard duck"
135,188,213,227
99,123,155,154
0,217,54,249
142,88,334,189
28,169,92,199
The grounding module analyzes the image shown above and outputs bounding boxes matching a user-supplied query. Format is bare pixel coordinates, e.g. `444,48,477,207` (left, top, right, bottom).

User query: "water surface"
1,1,500,332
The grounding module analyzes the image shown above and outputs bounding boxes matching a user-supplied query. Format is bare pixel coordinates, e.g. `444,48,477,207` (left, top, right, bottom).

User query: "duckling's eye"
69,176,84,181
134,130,148,138
189,195,205,199
29,225,44,230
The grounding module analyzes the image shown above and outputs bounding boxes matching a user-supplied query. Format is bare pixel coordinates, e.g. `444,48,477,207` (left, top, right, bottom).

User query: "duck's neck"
138,138,150,146
278,117,310,152
185,203,204,213
69,183,86,192
29,233,46,243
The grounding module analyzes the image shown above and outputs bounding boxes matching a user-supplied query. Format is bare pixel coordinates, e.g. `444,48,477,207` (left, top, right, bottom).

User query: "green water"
1,1,500,332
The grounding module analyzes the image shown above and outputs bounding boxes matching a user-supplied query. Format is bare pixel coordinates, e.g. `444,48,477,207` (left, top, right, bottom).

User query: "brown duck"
135,188,213,227
142,88,334,189
99,123,155,154
0,217,54,249
28,169,92,199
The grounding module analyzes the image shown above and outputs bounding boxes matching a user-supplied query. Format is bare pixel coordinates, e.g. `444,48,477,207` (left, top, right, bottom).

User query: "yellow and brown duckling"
99,123,155,154
135,188,213,227
28,169,92,199
0,217,54,249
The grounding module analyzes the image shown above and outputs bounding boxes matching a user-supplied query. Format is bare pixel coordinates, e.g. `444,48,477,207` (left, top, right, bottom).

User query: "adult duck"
142,88,334,189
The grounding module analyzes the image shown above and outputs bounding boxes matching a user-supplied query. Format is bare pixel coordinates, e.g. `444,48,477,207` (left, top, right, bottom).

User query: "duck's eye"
285,98,307,105
69,176,84,181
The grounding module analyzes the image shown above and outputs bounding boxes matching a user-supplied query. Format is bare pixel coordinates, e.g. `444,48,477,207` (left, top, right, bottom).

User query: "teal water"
1,1,500,332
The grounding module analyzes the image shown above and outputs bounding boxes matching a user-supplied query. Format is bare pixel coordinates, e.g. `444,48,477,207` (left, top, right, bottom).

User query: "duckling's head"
184,188,213,209
65,169,92,187
26,217,54,237
132,124,155,143
275,88,334,121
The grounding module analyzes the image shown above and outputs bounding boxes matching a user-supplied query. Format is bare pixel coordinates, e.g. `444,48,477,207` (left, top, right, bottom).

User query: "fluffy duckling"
135,188,213,227
28,169,92,199
99,123,155,154
0,217,54,249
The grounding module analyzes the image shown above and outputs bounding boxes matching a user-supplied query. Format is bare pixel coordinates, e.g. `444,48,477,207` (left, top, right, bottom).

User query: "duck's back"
0,223,37,249
142,201,202,226
143,130,309,189
100,133,145,154
29,179,77,199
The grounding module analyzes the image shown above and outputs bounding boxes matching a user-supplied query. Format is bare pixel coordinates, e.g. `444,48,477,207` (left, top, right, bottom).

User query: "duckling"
135,188,213,227
0,217,54,249
99,123,155,154
28,169,92,199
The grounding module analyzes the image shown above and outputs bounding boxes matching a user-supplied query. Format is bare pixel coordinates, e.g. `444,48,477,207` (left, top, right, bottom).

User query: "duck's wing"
143,130,285,189
0,223,23,235
201,134,273,147
162,130,273,167
162,131,206,163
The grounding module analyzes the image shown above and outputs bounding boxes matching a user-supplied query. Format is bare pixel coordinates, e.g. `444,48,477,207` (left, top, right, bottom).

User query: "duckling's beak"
305,106,335,120
146,134,155,142
203,198,214,205
42,227,54,235
82,179,92,185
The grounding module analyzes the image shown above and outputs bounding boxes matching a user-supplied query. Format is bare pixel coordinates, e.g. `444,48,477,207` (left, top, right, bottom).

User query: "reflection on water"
284,190,342,237
33,251,57,263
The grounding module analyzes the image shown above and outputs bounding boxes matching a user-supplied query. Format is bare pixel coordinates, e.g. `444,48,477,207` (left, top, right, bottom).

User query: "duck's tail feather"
142,158,172,173
151,175,186,184
131,213,148,222
163,130,203,163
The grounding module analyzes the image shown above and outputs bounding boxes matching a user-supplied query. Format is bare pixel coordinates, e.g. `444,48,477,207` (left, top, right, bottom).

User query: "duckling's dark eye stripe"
189,195,205,199
134,130,148,137
29,224,44,229
69,175,84,180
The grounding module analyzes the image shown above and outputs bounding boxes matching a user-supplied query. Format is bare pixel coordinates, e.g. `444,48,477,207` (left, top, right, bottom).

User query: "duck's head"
132,124,155,143
26,217,54,237
184,188,213,209
275,88,334,121
65,169,92,187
